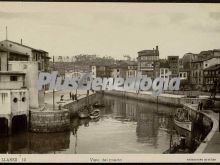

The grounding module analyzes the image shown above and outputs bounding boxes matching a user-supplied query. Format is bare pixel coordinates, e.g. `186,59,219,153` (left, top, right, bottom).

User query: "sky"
0,3,220,60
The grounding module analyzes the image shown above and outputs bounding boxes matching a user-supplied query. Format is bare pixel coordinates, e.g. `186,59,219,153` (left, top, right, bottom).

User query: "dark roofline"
32,49,48,54
0,71,26,75
2,40,48,53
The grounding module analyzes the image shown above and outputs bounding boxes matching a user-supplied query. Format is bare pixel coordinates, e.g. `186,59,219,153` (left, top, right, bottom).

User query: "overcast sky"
0,3,220,59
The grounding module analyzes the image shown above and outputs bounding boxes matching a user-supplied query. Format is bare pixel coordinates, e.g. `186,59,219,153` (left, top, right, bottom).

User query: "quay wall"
30,107,70,133
103,90,181,106
63,93,98,117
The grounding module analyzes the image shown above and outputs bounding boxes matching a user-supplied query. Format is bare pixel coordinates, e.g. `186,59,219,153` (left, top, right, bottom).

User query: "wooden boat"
174,108,192,132
89,109,100,119
174,118,192,132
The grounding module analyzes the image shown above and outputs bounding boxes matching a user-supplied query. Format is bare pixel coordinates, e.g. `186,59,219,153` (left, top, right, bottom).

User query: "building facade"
203,64,220,92
137,46,159,78
168,56,179,78
126,62,138,78
91,65,112,79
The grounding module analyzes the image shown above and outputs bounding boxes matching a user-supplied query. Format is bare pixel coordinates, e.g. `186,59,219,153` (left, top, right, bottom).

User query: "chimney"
21,39,23,45
156,45,158,51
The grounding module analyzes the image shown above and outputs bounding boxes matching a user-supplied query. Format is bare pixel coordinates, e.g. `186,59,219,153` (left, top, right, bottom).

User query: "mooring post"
26,114,29,131
7,117,12,136
219,113,220,132
157,96,159,113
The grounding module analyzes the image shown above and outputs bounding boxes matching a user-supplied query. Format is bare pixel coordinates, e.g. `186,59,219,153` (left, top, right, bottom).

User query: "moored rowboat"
90,109,100,119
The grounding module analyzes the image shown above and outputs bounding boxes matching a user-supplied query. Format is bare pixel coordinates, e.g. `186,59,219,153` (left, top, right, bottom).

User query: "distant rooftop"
138,46,159,56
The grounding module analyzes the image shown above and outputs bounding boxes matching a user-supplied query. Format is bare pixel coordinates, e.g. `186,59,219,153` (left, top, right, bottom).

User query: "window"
38,63,41,70
117,69,119,72
13,98,18,103
22,97,26,102
10,76,18,81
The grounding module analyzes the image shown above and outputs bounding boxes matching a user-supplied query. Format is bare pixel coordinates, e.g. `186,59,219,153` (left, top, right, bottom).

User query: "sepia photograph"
0,2,220,163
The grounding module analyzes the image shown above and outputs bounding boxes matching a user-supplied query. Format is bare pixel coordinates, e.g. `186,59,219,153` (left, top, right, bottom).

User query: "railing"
163,90,212,96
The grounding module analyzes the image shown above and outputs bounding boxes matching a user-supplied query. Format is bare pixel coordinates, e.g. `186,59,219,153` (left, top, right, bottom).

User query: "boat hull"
174,118,192,132
89,110,100,119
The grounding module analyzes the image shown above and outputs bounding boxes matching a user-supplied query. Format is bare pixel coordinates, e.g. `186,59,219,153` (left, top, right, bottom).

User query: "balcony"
0,81,25,90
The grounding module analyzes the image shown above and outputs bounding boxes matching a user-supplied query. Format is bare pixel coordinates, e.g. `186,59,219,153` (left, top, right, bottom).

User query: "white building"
126,63,138,79
0,71,29,135
159,68,171,79
179,71,188,80
91,65,96,79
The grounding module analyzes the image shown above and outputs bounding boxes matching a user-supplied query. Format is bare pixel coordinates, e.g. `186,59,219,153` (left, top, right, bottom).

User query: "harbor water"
0,94,209,154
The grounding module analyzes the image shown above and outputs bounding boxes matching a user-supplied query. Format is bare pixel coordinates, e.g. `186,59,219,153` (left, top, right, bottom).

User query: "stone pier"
30,106,70,133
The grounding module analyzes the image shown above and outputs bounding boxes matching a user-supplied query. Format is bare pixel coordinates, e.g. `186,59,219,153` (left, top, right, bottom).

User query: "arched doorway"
12,115,27,133
0,118,8,135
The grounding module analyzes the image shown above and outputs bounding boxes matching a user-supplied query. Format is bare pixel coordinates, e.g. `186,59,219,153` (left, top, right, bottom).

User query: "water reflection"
0,93,206,154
